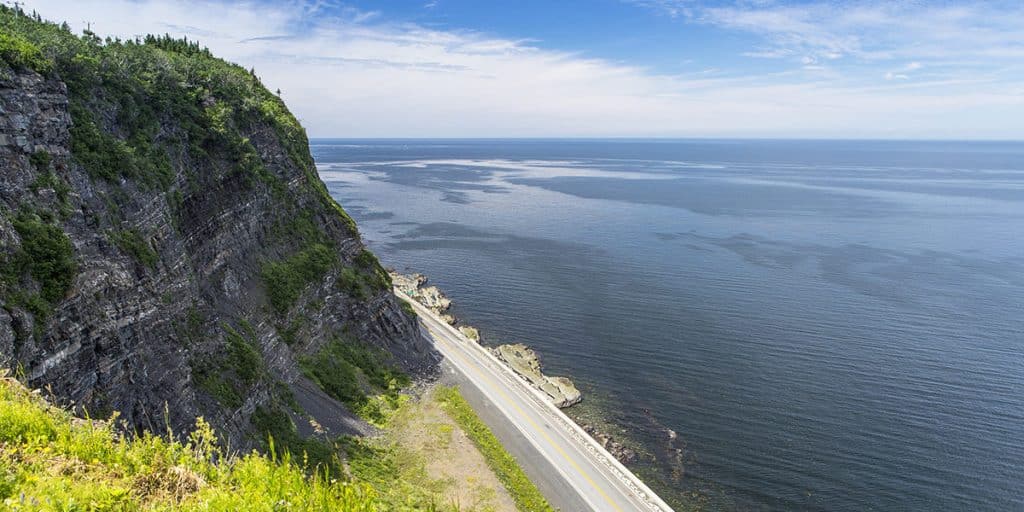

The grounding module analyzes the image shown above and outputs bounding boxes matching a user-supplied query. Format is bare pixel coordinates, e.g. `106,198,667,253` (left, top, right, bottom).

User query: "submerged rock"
493,343,582,408
580,423,638,464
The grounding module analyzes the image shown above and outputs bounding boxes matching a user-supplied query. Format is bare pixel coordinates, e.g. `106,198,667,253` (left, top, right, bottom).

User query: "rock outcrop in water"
0,9,436,447
390,272,456,324
493,343,582,408
458,325,480,341
391,271,583,408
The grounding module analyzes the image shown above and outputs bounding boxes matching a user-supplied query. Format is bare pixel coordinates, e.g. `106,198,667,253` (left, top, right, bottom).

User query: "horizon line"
308,136,1024,143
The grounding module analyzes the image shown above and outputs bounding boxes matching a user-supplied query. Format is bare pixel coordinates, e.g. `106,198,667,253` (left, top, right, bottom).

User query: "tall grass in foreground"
435,386,555,512
0,373,382,511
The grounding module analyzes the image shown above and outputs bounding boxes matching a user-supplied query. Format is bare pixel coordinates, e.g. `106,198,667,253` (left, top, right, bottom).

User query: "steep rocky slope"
0,7,436,447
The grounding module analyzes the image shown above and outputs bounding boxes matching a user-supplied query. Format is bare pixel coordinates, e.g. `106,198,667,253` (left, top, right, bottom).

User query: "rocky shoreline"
391,272,455,324
391,271,581,408
389,270,655,465
492,343,582,408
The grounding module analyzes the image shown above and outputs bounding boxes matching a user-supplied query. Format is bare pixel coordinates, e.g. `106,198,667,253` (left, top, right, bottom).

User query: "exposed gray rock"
0,66,437,446
458,325,480,341
391,271,455,324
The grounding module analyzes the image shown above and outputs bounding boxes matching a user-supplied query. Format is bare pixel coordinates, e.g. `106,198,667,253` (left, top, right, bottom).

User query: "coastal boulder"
493,343,582,408
390,271,456,324
458,326,480,342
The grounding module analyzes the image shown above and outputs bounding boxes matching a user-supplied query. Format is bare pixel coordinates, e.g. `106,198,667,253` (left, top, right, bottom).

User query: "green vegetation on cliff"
191,324,265,409
0,8,523,512
0,212,76,335
0,5,375,316
109,229,159,269
0,7,308,192
261,244,338,315
0,30,51,74
300,336,410,424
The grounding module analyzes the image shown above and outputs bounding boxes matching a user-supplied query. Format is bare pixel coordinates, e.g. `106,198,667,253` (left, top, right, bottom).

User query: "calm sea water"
311,139,1024,511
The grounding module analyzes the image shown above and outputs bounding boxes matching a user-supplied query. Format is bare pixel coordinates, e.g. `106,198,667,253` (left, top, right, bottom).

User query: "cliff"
0,7,436,447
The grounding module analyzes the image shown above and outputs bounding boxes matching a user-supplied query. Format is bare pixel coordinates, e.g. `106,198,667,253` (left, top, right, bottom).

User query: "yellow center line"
424,321,626,512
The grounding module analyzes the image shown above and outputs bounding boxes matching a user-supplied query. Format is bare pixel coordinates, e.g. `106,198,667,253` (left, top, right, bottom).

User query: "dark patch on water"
509,175,899,217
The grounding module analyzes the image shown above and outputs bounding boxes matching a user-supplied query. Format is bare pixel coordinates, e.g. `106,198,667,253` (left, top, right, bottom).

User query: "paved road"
397,291,674,512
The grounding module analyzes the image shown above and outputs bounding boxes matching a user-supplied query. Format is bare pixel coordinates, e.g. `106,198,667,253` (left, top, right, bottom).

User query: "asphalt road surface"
397,291,674,512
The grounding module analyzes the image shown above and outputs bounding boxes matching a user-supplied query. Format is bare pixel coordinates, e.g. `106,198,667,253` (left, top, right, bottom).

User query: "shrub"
299,337,409,420
69,103,174,189
28,150,51,170
29,171,72,210
278,317,303,346
400,300,417,318
10,213,76,304
261,243,338,314
336,267,369,300
109,229,159,269
334,250,390,301
250,406,342,477
192,325,264,408
0,31,51,73
225,325,263,386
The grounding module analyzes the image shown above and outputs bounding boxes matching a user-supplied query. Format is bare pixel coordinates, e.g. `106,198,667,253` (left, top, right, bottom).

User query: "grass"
400,300,418,318
249,406,342,478
436,386,555,512
0,371,543,512
0,372,386,511
338,421,469,511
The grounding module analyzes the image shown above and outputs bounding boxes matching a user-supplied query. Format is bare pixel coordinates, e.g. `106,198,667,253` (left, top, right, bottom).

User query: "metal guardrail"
397,290,675,512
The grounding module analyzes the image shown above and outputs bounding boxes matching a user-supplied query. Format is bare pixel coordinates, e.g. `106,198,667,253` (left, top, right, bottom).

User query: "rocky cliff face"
0,9,436,446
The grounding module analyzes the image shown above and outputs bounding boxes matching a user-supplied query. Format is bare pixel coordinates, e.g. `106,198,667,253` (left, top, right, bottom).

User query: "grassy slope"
0,374,381,511
0,375,544,512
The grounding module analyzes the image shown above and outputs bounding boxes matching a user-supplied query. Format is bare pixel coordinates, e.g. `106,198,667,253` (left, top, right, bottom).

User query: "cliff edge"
0,7,436,447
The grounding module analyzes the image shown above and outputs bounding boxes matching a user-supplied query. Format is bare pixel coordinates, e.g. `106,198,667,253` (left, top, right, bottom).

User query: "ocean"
311,139,1024,511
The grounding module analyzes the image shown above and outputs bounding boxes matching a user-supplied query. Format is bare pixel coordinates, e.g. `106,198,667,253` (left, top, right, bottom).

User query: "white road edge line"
397,290,675,512
423,323,608,512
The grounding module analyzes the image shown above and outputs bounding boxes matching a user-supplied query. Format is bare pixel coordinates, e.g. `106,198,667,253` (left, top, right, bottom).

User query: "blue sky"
21,0,1024,138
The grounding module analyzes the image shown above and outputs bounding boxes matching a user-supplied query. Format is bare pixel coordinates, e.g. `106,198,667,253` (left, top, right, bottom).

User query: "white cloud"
18,0,1024,138
637,1,1024,64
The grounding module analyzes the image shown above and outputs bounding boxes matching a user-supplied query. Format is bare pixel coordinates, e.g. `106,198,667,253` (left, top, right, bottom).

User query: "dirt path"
390,384,518,512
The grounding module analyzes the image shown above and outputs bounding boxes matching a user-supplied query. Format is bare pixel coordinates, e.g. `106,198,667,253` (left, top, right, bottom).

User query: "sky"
17,0,1024,139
